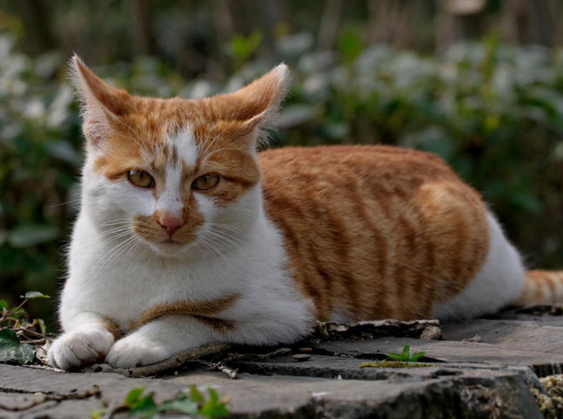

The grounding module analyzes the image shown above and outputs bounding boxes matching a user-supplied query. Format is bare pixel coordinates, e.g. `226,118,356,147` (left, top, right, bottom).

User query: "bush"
1,34,562,328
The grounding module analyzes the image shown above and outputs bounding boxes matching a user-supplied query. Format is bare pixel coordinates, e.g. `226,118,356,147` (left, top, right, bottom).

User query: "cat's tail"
513,270,563,306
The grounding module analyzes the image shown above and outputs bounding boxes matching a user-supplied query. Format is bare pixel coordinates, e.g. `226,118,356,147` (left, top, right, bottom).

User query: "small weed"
359,360,432,368
359,345,430,369
0,292,51,365
386,344,425,363
93,385,229,419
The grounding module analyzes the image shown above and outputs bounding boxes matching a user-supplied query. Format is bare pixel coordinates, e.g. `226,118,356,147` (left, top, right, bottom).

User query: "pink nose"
158,215,185,236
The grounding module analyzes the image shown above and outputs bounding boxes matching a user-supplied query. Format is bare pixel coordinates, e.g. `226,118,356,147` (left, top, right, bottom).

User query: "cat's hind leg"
431,212,526,320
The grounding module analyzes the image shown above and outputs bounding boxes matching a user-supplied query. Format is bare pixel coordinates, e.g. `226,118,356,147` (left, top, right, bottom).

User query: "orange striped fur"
98,317,122,340
131,294,240,330
260,145,491,321
515,271,563,306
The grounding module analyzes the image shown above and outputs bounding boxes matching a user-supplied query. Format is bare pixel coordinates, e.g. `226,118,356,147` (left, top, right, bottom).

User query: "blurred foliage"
95,386,229,419
1,32,563,329
228,30,264,70
0,292,51,365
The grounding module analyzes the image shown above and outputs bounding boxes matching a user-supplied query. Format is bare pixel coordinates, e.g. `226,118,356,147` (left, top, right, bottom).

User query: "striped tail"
514,270,563,306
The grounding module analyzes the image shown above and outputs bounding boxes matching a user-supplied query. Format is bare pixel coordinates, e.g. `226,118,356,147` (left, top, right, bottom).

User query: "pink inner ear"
72,56,132,117
72,56,135,145
211,64,290,126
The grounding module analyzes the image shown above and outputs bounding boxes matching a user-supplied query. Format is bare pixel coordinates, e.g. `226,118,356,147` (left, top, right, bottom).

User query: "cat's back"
259,145,458,190
259,145,490,322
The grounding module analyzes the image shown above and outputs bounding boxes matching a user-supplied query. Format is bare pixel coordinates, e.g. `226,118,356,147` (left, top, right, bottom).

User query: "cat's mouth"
154,238,185,254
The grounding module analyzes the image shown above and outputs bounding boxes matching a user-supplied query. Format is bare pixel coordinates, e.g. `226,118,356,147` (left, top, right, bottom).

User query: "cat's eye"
192,173,220,191
127,170,154,188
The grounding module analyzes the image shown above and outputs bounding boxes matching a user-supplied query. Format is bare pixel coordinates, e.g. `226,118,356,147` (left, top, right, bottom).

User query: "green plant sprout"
91,385,229,419
386,344,425,362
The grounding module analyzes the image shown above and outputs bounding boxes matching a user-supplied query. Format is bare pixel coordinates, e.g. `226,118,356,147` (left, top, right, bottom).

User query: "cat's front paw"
48,324,115,370
105,334,170,368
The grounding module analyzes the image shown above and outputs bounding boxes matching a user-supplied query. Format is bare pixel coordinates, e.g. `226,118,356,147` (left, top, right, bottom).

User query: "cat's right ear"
70,55,131,146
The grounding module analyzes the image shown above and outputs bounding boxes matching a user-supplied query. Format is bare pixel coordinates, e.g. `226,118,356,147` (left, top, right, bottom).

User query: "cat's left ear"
70,54,132,146
213,64,290,134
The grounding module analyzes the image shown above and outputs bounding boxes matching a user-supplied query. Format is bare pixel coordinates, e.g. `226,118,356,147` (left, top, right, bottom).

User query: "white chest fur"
59,189,314,339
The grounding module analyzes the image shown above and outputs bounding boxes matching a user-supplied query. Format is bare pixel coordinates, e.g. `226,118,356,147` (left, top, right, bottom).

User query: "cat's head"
72,55,289,258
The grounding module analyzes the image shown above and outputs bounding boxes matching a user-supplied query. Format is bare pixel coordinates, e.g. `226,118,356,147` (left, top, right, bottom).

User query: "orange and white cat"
48,56,563,370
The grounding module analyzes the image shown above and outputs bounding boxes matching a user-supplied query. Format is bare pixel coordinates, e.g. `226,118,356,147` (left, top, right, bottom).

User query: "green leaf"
124,387,158,417
0,300,8,311
118,386,230,418
0,329,35,364
129,394,158,418
199,388,229,419
200,401,229,418
189,386,205,404
15,344,35,364
21,291,50,299
158,396,199,415
386,353,405,361
125,387,145,405
0,329,19,347
411,351,426,361
386,345,426,363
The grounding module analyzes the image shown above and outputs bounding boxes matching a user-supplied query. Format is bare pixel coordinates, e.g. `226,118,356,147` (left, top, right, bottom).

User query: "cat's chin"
150,240,187,256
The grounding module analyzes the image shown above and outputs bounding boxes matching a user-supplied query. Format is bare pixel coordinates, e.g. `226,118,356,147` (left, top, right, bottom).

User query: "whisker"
206,222,245,234
100,225,133,234
98,235,137,267
207,225,245,242
105,230,134,241
205,229,244,249
51,199,81,208
198,235,230,263
109,236,139,264
97,219,132,228
123,236,143,259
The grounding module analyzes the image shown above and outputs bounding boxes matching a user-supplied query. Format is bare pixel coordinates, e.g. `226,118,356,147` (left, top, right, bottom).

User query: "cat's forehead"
93,98,249,179
145,126,199,179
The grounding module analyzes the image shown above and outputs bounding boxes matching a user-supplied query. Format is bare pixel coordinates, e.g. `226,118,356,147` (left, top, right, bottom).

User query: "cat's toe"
105,336,169,368
48,325,115,370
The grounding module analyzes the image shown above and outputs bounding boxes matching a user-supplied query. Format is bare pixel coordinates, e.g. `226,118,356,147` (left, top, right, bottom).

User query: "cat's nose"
158,215,185,236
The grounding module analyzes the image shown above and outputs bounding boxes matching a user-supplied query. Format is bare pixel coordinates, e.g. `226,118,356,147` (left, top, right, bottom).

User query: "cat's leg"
105,316,212,368
48,312,118,370
432,212,526,320
105,313,311,368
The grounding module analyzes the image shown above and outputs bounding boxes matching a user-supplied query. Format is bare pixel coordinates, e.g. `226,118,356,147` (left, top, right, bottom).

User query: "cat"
48,55,563,370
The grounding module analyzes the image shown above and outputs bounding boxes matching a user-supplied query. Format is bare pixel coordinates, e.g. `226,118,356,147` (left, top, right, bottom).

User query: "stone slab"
440,319,563,354
0,363,544,419
5,307,563,417
314,336,563,373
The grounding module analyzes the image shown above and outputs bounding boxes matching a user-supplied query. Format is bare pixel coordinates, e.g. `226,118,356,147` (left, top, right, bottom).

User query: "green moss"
359,360,433,369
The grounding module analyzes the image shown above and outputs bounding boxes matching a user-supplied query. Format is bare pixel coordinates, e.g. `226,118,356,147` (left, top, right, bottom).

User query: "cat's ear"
214,64,290,134
70,54,132,145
